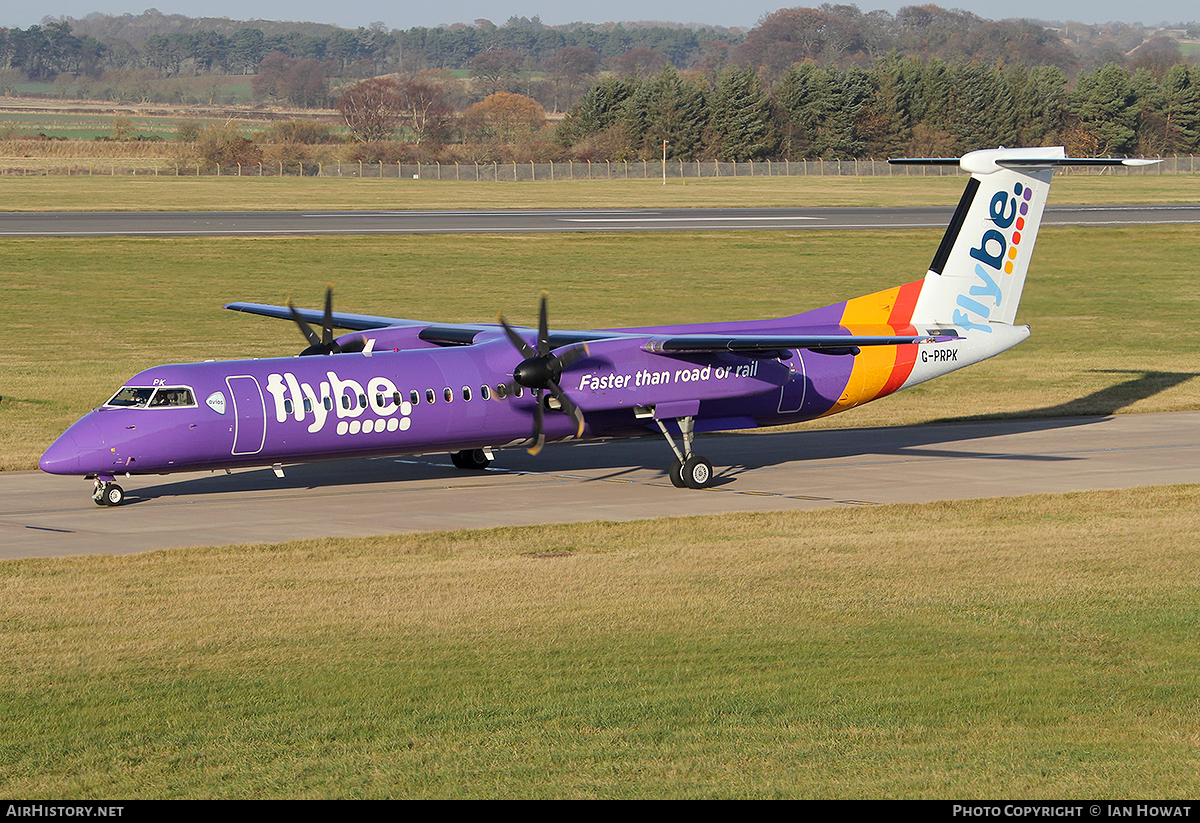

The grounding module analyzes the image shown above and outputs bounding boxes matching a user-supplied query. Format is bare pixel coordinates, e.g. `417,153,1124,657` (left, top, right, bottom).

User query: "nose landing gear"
92,479,125,507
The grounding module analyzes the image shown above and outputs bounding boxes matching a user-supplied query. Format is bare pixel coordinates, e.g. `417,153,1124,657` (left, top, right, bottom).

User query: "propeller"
288,286,346,356
497,293,589,455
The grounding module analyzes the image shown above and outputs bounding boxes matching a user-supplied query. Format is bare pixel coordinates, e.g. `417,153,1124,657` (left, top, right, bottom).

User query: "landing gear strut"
657,417,713,489
92,479,125,507
449,448,493,470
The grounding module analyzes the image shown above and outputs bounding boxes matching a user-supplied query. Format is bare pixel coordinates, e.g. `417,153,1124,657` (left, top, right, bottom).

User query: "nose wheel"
92,480,125,507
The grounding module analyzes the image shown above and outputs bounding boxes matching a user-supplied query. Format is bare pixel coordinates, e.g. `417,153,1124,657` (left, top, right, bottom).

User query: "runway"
5,411,1200,559
2,203,1199,236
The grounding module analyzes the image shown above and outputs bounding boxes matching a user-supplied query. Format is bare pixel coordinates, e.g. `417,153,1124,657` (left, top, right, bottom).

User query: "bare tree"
337,76,404,142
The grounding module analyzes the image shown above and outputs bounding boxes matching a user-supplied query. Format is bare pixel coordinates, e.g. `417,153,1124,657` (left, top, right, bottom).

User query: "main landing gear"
92,478,125,507
449,448,493,470
657,416,714,489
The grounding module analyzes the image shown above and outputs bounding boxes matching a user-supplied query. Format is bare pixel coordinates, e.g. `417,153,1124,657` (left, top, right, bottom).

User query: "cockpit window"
106,387,155,407
150,388,195,407
105,386,195,408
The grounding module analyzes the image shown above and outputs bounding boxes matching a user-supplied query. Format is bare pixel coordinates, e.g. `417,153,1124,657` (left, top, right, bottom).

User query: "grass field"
4,174,1200,798
3,486,1200,797
0,173,1197,212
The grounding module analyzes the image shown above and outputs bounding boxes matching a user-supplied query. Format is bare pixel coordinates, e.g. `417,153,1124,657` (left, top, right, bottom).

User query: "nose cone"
39,429,83,475
40,414,110,476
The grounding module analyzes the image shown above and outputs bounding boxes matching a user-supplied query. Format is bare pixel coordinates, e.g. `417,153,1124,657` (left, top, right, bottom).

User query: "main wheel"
681,456,713,489
668,458,687,488
463,449,492,470
450,449,491,470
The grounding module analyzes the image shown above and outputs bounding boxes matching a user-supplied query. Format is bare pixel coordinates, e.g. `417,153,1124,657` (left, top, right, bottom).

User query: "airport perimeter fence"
2,155,1199,178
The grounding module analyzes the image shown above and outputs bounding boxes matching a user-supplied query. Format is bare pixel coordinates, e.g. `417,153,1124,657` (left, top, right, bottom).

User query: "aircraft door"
777,352,806,414
226,375,266,455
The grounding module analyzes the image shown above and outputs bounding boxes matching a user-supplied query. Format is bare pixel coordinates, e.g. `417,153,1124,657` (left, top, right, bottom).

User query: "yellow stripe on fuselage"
822,285,903,417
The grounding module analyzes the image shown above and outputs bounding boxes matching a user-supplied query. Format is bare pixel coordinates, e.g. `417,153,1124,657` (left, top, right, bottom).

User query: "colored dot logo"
335,401,413,436
1004,182,1034,274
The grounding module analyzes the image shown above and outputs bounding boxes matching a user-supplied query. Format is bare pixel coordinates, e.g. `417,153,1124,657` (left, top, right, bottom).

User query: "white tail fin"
893,147,1158,332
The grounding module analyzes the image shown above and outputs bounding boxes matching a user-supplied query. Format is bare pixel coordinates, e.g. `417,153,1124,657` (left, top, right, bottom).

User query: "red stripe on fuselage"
878,279,924,397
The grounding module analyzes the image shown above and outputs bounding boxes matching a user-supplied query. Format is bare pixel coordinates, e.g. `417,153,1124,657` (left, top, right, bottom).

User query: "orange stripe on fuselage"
823,279,924,416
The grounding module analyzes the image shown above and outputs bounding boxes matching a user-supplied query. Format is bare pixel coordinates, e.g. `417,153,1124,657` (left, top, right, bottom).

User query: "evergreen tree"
555,75,636,146
706,67,776,160
776,62,835,159
1159,63,1200,155
1069,63,1139,155
623,66,709,160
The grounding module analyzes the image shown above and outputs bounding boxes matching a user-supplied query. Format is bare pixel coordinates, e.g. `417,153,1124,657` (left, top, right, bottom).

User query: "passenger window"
495,384,508,399
410,390,420,405
341,394,351,410
426,389,435,404
323,396,333,411
480,385,491,401
304,397,313,413
462,386,472,401
284,398,294,414
358,393,367,409
443,387,453,403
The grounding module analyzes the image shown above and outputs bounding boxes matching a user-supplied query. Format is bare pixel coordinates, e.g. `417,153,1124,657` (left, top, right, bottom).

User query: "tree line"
559,57,1200,161
0,14,736,82
318,56,1199,165
9,5,1198,88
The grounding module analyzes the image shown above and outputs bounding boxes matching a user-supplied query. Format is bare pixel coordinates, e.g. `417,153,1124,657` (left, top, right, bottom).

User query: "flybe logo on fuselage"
953,181,1036,333
265,370,412,436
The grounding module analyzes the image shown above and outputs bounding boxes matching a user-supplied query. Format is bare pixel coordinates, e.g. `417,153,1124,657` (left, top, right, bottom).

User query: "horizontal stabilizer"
890,148,1162,175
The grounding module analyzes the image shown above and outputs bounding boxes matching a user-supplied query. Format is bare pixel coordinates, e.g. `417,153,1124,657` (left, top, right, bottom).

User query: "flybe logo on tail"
954,181,1036,333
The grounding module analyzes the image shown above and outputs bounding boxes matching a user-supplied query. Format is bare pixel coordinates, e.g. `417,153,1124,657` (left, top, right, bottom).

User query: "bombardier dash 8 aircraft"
41,147,1156,506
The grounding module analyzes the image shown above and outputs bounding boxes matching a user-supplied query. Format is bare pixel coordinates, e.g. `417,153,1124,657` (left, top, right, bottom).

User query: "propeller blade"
528,389,546,455
289,289,346,355
321,286,335,348
554,343,590,371
537,291,550,356
288,298,323,348
497,313,537,359
548,383,586,438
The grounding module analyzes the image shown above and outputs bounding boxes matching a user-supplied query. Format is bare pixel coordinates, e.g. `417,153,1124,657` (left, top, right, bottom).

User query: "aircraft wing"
226,301,645,348
225,301,407,331
642,333,959,354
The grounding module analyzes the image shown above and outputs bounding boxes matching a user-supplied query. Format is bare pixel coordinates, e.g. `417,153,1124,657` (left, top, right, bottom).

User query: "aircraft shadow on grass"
124,370,1198,504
